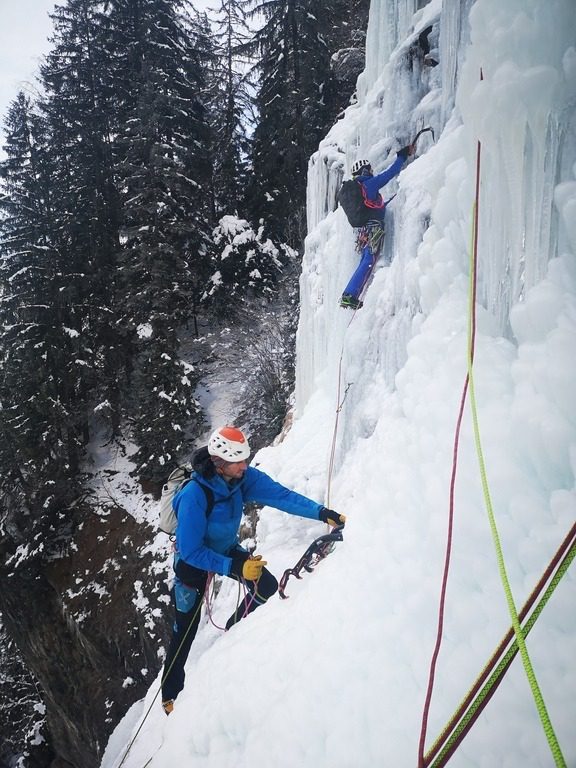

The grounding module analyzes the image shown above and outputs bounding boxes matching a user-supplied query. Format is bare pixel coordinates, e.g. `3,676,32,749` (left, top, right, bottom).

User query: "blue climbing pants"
342,224,385,300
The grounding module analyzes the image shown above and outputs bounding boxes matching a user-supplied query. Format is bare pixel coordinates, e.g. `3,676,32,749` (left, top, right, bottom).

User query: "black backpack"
337,179,373,227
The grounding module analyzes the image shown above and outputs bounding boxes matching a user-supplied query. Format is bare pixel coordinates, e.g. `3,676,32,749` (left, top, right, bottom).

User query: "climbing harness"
355,222,385,255
278,525,345,599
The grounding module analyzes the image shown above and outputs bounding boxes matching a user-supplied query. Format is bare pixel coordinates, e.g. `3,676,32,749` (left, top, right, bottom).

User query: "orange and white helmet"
208,426,250,462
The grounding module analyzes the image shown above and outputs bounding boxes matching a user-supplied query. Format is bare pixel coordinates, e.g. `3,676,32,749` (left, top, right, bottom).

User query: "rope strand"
425,522,576,766
115,593,205,768
467,344,567,766
418,121,566,767
326,313,357,507
465,129,565,766
417,136,481,767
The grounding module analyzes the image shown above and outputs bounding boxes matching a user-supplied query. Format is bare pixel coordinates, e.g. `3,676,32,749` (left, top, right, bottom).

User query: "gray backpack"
158,466,214,535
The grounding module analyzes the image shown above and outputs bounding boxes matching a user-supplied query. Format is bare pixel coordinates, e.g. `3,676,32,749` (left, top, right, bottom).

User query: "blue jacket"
355,153,406,221
173,466,323,576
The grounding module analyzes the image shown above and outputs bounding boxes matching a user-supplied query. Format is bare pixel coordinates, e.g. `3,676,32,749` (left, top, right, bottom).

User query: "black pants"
225,567,278,630
161,565,278,702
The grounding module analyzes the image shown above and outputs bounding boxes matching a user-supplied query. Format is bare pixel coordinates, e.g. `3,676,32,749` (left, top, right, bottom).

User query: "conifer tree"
39,0,126,436
204,214,284,316
108,0,212,479
241,0,330,240
242,0,370,244
0,619,54,767
0,92,85,518
207,0,253,215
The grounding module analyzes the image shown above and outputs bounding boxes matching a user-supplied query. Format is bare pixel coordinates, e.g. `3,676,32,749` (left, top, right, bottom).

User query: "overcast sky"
0,0,213,140
0,0,56,130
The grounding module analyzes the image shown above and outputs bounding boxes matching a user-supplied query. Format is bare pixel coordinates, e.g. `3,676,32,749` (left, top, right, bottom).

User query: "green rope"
466,202,566,767
427,535,575,767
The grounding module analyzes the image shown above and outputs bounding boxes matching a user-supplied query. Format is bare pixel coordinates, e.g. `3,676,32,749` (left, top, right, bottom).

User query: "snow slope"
102,0,576,766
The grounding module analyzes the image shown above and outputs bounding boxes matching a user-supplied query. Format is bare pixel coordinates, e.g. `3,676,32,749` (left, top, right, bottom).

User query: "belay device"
278,525,345,599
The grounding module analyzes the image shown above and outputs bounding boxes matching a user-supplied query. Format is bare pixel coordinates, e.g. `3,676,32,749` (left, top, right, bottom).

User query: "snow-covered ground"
101,0,576,766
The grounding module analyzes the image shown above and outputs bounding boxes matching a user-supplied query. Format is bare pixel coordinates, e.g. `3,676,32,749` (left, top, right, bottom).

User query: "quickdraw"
278,525,345,599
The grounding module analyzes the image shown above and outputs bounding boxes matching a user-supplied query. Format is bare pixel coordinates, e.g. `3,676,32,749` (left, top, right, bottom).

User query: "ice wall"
458,0,576,335
297,0,576,413
102,3,576,766
300,0,443,413
294,0,576,759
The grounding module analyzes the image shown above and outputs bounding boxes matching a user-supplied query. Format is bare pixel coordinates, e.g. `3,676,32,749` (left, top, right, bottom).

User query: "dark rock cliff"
0,500,170,768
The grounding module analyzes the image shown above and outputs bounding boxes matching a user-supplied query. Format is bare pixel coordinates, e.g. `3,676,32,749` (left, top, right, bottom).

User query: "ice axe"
406,125,435,156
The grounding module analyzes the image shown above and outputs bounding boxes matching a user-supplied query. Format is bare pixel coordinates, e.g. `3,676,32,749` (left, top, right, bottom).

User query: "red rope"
418,133,482,767
417,375,469,767
204,572,263,631
426,522,576,766
203,574,226,630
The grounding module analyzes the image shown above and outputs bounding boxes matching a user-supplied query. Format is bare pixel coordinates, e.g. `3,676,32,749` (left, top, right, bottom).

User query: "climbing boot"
340,294,363,310
162,699,174,715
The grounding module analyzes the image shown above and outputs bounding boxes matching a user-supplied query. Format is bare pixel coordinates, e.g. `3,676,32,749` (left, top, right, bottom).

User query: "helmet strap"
211,456,227,470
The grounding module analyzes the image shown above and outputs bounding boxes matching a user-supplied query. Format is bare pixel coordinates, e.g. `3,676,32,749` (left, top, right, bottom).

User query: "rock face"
0,503,170,768
331,47,365,86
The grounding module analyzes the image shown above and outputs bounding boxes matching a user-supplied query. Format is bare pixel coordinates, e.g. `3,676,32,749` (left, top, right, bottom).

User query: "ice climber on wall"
338,142,415,309
160,425,346,715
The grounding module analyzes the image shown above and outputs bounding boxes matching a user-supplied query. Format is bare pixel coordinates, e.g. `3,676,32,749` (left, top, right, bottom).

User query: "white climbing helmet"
351,158,372,177
208,426,251,462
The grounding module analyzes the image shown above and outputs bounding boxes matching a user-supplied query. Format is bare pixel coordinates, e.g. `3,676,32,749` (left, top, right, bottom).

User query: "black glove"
398,144,415,160
229,549,250,579
319,507,346,527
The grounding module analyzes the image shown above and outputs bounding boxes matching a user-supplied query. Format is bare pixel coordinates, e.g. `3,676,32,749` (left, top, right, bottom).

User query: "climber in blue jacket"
339,144,414,310
161,425,345,714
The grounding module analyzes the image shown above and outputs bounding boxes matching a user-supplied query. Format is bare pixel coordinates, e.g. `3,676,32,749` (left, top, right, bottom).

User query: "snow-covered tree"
243,0,370,244
203,215,287,316
127,332,203,483
206,0,253,215
0,92,87,517
39,0,126,437
107,0,212,479
0,619,54,768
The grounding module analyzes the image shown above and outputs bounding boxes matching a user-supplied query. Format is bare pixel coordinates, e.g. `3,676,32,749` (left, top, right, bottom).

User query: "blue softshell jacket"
355,153,406,222
173,467,323,576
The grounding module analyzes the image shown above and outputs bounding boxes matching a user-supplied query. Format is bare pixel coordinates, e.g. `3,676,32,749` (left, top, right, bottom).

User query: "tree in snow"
203,0,253,217
110,0,214,325
39,0,128,434
126,328,203,484
0,92,87,521
203,215,288,318
242,0,370,244
105,0,213,480
0,619,54,768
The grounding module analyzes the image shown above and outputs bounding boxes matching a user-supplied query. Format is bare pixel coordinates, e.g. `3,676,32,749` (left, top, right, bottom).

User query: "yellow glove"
241,554,268,581
319,508,347,527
